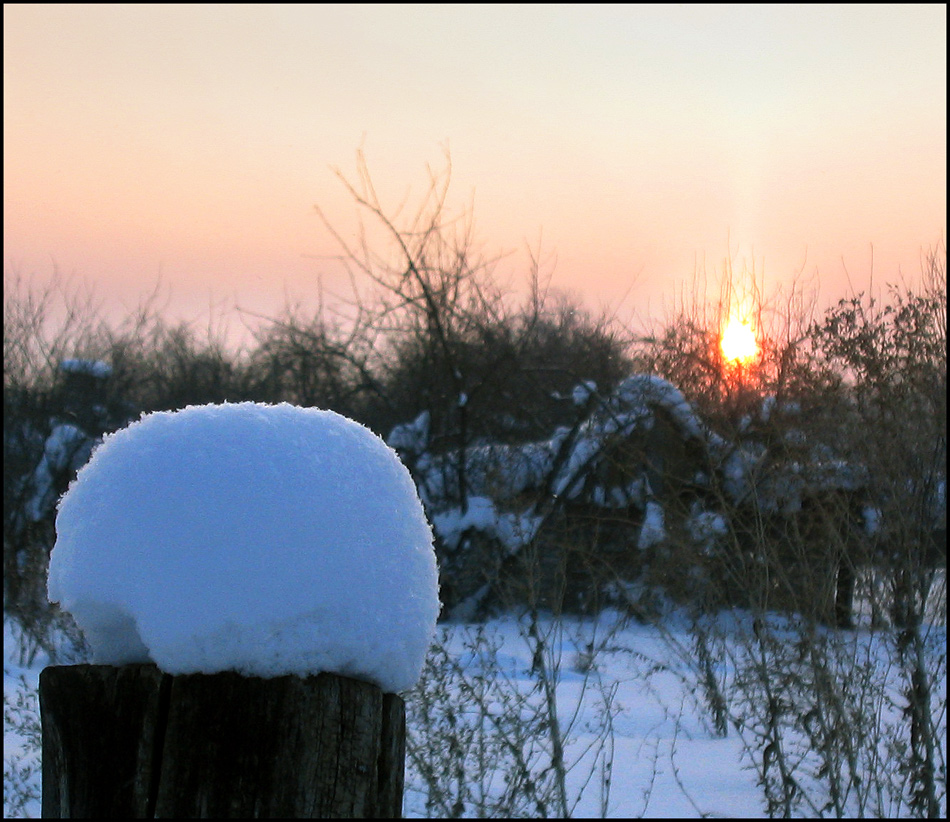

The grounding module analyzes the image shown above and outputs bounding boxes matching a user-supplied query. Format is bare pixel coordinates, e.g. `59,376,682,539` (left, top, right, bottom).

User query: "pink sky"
4,5,946,345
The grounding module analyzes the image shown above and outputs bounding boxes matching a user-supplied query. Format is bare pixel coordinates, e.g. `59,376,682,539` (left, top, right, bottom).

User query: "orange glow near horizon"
720,317,758,365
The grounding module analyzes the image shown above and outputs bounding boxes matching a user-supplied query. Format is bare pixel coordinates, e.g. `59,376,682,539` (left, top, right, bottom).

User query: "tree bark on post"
39,663,405,818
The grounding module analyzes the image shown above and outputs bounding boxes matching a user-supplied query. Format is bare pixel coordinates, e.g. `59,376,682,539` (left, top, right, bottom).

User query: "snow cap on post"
47,402,440,693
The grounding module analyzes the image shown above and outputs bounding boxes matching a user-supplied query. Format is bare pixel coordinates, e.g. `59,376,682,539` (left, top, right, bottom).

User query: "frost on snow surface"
47,402,440,693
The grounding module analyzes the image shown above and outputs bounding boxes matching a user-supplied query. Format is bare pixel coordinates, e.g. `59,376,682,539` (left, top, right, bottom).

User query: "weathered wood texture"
39,664,405,818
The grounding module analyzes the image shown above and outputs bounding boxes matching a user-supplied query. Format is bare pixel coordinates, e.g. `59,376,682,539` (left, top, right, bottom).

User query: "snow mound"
47,402,440,693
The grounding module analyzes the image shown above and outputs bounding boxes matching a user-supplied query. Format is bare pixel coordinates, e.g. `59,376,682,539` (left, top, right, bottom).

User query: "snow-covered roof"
388,374,890,578
601,375,707,442
412,375,709,512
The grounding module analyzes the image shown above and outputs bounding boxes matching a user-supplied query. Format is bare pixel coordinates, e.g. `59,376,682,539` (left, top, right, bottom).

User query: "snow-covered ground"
4,614,763,818
400,612,767,818
6,595,946,818
5,393,946,817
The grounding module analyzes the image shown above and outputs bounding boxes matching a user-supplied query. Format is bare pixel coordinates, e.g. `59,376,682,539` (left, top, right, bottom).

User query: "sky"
4,4,946,343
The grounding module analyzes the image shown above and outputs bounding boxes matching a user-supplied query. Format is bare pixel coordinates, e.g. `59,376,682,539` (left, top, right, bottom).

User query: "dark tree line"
3,157,944,680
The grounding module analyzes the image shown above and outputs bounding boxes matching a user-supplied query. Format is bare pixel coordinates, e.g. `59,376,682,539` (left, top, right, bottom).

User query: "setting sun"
721,317,758,364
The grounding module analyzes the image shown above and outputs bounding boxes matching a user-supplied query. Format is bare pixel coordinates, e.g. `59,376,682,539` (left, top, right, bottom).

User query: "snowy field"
4,402,945,817
6,594,946,818
400,612,767,818
3,615,762,818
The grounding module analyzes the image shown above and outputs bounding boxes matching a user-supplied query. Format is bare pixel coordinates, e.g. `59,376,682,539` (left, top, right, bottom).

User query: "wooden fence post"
39,663,405,818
